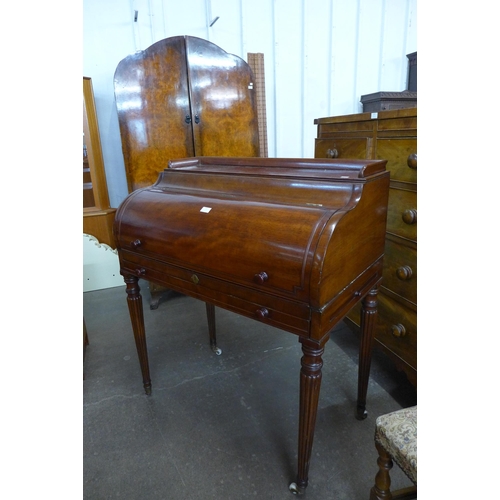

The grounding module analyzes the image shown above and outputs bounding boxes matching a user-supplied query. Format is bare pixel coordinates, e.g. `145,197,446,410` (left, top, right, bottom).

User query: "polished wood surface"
114,36,259,192
83,77,110,210
83,77,116,248
314,108,417,386
83,208,116,249
113,156,390,493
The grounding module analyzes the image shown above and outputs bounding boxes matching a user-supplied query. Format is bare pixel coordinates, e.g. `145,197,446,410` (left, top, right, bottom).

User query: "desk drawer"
119,252,311,336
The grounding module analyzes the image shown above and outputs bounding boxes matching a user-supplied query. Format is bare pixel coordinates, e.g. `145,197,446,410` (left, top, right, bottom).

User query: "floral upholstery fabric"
375,405,417,484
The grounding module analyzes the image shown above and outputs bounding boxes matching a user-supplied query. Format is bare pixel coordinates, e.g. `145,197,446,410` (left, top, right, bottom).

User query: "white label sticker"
371,112,378,119
200,207,212,213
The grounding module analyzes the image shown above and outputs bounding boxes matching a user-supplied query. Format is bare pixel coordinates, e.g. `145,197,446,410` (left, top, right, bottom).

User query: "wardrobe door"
114,36,195,191
185,36,259,157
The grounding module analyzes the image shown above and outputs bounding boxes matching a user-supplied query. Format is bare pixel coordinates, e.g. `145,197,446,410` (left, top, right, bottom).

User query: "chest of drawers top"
315,108,417,184
314,108,416,136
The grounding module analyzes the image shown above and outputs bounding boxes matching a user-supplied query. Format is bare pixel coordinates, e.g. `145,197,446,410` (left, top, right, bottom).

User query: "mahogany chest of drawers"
314,108,417,386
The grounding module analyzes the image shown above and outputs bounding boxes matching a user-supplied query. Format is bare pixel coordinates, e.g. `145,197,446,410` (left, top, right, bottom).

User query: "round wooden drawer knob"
326,148,338,158
402,209,417,225
131,239,142,248
256,308,269,320
391,324,407,337
136,268,146,276
396,265,413,281
407,153,417,169
254,271,269,284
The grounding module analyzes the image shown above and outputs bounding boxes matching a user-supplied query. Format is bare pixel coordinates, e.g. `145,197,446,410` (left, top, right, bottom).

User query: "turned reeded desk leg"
357,287,379,420
205,303,222,355
289,338,325,495
124,274,152,395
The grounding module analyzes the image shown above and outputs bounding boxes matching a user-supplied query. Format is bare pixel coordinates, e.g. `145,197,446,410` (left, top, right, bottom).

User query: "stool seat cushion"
375,405,417,484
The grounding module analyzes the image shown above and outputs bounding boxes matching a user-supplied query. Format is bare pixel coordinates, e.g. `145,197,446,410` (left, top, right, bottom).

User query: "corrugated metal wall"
83,0,417,207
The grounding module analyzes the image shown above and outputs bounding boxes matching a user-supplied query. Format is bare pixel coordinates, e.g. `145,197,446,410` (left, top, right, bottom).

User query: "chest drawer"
386,188,417,241
376,139,417,183
374,292,417,370
345,291,416,370
381,237,417,304
314,138,371,160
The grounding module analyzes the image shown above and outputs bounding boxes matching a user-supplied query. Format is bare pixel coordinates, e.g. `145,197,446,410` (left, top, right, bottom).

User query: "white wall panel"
379,0,412,91
303,0,335,157
83,0,417,207
330,1,362,115
208,0,243,56
240,0,276,156
273,0,304,158
83,0,136,207
405,1,417,57
355,0,384,112
162,0,210,40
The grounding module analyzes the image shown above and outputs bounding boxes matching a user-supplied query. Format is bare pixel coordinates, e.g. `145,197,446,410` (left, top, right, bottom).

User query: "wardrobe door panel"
186,36,259,157
114,37,195,191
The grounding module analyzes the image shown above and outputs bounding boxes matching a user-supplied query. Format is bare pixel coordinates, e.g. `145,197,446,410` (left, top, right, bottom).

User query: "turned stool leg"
370,441,394,500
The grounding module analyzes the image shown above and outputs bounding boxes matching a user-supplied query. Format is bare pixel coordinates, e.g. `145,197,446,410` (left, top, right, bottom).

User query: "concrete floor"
83,281,416,499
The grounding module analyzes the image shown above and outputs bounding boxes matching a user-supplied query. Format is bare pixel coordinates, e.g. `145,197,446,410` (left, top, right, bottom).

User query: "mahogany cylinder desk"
113,156,390,493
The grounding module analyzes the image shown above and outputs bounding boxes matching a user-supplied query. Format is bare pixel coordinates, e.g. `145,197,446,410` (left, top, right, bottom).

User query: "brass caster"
356,406,368,420
289,482,305,495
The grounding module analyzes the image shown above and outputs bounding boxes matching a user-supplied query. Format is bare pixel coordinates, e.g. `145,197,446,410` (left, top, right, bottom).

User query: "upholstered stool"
370,406,417,500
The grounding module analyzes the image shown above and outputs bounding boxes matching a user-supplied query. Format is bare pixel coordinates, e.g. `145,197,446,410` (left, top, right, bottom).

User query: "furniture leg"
124,274,152,395
370,441,394,500
289,338,325,495
83,317,89,380
149,291,161,310
356,287,379,420
205,303,222,355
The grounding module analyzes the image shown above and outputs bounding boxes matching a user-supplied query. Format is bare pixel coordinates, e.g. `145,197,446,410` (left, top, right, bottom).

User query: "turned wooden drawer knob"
391,323,407,337
256,308,269,320
326,148,338,158
407,153,417,169
402,209,417,225
136,268,146,276
396,265,413,280
131,239,142,248
254,271,269,284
